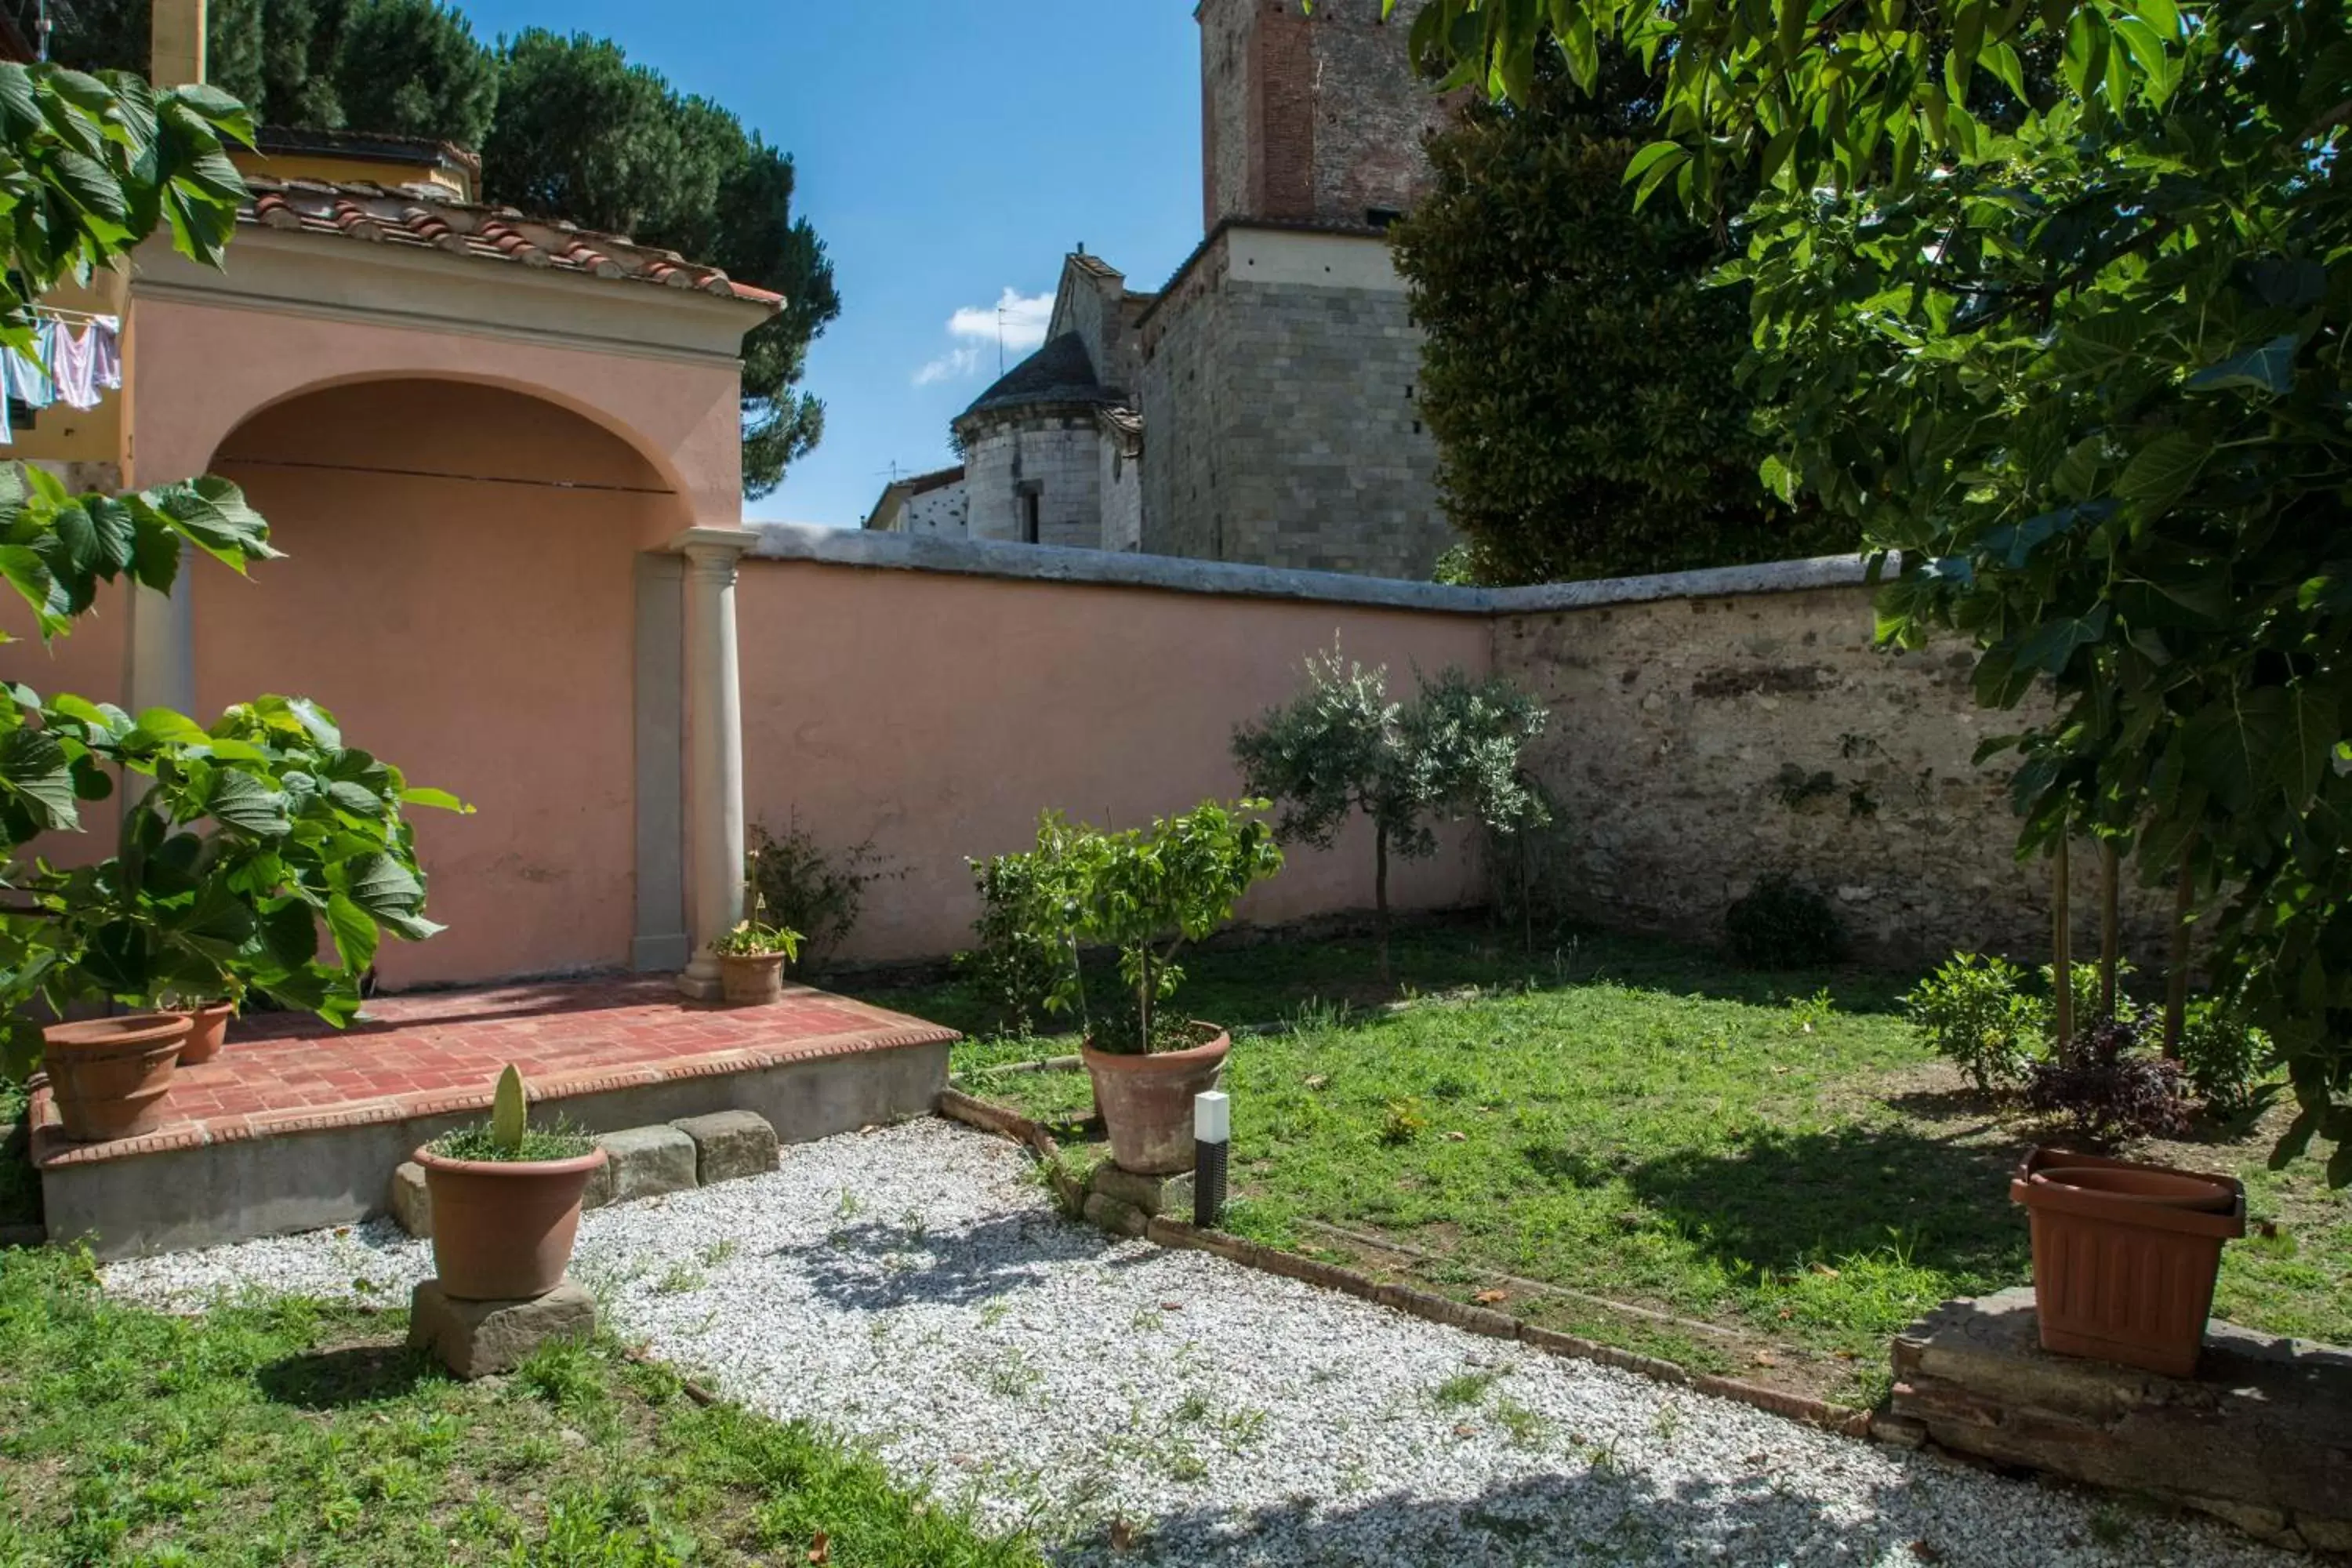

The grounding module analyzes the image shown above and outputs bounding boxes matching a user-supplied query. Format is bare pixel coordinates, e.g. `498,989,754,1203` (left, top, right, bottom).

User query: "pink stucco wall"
199,379,672,987
734,559,1496,962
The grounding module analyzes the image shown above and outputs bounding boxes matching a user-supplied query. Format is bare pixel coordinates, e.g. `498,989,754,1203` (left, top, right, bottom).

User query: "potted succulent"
414,1065,605,1301
1025,800,1283,1174
710,873,804,1006
2011,1145,2245,1377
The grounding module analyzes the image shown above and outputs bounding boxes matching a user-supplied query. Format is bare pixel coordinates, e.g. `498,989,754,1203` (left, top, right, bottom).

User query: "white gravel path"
105,1117,2288,1567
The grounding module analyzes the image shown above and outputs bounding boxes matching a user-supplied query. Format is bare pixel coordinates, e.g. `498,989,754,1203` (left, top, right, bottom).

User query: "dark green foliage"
1387,46,1844,586
1723,874,1845,970
956,851,1065,1035
31,1,839,499
1905,953,2044,1092
2179,998,2274,1119
426,1122,593,1163
2025,1007,2193,1144
746,816,895,973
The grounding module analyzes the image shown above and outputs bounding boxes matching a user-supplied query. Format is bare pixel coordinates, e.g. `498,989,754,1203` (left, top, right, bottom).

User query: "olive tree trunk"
2053,831,2074,1062
2099,838,2122,1019
2163,851,2196,1060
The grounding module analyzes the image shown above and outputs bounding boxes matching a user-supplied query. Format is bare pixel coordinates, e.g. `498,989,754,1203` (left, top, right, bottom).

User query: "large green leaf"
324,891,379,975
0,725,79,832
204,769,292,837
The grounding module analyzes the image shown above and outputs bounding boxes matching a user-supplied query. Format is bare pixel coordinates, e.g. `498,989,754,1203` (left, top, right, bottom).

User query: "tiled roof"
241,175,784,308
958,332,1117,420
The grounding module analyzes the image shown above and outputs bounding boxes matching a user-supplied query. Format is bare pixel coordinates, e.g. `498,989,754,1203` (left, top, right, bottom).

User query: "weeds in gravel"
1431,1368,1503,1408
0,1247,1038,1566
654,1264,708,1296
1492,1398,1552,1450
699,1240,739,1269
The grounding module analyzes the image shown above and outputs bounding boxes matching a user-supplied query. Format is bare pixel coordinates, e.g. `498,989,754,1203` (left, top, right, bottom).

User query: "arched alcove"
195,378,683,986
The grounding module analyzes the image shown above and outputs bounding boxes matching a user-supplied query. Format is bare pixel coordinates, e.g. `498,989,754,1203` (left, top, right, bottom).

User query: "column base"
676,968,724,1002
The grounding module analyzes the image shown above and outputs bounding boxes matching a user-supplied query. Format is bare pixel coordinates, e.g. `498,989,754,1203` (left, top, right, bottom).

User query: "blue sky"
455,1,1207,526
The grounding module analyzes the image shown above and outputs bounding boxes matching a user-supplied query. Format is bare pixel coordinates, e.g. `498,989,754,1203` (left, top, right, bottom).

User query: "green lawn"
853,924,2352,1407
0,1247,1039,1567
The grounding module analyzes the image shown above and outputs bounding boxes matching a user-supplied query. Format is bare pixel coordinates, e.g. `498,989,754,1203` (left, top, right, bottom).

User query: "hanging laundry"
48,318,101,411
91,315,121,392
3,332,53,412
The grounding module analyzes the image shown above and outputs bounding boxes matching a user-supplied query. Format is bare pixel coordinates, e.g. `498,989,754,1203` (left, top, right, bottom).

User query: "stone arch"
194,376,677,987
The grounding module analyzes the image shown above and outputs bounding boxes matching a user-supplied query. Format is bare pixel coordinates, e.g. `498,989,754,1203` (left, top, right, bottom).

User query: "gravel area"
106,1117,2291,1567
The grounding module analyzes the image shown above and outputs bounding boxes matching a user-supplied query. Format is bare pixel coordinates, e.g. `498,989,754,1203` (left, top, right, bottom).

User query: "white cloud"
913,287,1054,386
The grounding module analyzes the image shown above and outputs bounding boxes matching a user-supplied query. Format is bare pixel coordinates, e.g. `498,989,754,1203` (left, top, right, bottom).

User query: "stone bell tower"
1196,0,1448,233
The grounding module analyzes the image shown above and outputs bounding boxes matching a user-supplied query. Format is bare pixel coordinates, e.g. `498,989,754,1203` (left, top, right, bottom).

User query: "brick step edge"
934,1090,1873,1441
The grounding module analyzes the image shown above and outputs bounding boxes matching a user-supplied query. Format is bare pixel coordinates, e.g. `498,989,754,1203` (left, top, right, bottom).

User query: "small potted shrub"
1025,800,1283,1174
414,1066,606,1301
710,907,804,1007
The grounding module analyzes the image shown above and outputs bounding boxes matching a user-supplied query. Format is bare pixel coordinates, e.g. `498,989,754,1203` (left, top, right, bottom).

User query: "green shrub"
954,851,1067,1035
746,816,897,973
1904,954,2044,1092
2179,999,2272,1117
1724,875,1846,969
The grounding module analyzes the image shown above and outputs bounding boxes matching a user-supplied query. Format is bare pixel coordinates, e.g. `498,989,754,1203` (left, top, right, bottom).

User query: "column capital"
667,525,757,570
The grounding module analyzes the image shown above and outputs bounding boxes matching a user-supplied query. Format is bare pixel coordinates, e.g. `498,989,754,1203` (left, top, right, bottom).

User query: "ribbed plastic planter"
2011,1147,2244,1378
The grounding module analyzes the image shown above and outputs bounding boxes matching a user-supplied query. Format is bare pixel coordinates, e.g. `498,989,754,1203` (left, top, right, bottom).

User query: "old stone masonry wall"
1496,581,2170,966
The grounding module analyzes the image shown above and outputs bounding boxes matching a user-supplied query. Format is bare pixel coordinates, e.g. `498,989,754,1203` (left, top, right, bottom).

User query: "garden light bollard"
1194,1091,1229,1229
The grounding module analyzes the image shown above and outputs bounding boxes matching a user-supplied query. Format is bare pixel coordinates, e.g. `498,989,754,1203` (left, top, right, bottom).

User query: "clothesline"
2,314,122,444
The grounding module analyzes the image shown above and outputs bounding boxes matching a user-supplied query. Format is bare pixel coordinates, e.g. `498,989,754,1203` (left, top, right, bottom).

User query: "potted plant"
414,1065,606,1301
1025,800,1283,1174
38,1012,192,1141
157,988,238,1067
710,886,804,1006
2011,1145,2245,1377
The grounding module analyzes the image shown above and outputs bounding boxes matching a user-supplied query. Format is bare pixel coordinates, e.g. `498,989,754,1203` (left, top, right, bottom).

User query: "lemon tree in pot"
416,1066,606,1301
1025,800,1283,1174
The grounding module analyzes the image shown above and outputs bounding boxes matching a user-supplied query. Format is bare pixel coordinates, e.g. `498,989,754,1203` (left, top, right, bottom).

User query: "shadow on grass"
1624,1121,2031,1285
256,1342,434,1409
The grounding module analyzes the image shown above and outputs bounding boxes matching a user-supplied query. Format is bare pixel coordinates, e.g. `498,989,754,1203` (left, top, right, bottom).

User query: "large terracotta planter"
42,1013,189,1142
172,1000,236,1066
414,1144,608,1301
1083,1026,1230,1175
2011,1146,2245,1378
718,953,786,1006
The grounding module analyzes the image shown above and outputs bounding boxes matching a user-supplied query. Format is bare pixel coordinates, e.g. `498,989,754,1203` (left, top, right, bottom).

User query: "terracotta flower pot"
415,1143,608,1301
172,1000,236,1066
1083,1026,1230,1176
2011,1146,2245,1378
718,953,786,1006
41,1013,190,1142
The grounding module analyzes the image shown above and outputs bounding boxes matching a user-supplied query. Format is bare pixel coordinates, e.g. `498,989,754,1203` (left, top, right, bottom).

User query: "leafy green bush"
1904,954,2044,1092
1723,875,1846,969
746,817,895,973
2179,999,2273,1118
955,851,1066,1035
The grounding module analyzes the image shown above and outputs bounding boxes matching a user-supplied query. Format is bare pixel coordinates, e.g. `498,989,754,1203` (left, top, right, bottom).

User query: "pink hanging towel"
49,319,100,410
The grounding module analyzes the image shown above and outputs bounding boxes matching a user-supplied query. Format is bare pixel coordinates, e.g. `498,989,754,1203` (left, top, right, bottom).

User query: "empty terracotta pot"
172,1000,236,1066
42,1013,190,1142
414,1144,608,1301
718,953,786,1006
1083,1026,1230,1175
2011,1146,2245,1378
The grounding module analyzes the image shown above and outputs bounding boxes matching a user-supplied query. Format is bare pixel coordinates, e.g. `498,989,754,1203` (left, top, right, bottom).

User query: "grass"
850,920,2352,1406
0,1247,1040,1567
0,1077,36,1230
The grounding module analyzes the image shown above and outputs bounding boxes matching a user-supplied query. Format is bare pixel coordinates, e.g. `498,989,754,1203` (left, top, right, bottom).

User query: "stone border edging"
934,1091,1873,1441
749,523,1878,620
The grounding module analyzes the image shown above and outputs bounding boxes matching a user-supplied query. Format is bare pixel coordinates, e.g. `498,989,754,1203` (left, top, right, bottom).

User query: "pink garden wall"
734,554,1496,964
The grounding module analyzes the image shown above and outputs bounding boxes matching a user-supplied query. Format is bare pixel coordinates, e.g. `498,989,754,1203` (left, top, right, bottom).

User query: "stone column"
125,546,196,717
677,535,749,999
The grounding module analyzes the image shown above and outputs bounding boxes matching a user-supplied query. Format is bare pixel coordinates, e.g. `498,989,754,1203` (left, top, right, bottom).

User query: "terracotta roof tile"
238,174,783,310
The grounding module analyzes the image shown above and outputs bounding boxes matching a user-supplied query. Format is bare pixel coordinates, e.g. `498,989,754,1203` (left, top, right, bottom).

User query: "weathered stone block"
1889,1288,2352,1542
2297,1513,2352,1553
1081,1192,1148,1238
387,1160,430,1238
408,1278,595,1380
583,1125,697,1210
1091,1163,1195,1218
669,1110,778,1185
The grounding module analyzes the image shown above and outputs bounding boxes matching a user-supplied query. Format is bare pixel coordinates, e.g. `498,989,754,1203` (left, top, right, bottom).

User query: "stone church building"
865,0,1459,580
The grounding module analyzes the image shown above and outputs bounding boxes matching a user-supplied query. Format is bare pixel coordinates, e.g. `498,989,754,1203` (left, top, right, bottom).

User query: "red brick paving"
30,978,957,1171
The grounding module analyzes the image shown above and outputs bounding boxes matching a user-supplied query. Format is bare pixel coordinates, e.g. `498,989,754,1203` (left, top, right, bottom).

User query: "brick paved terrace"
30,978,959,1258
